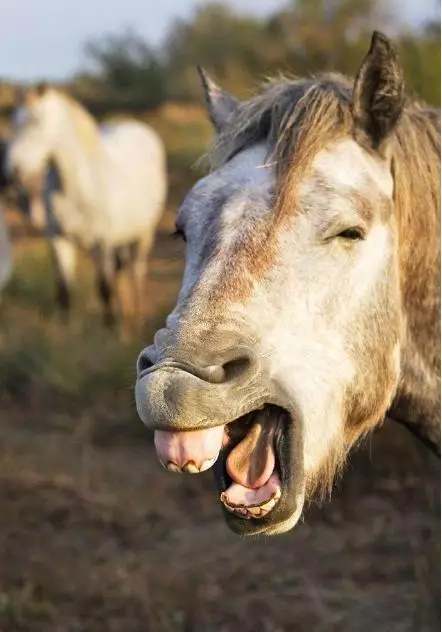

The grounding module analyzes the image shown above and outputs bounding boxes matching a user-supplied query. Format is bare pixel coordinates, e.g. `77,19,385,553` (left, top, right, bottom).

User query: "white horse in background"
6,84,167,325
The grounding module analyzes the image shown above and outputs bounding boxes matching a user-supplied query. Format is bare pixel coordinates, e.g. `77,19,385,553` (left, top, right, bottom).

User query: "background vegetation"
0,0,439,193
0,0,440,112
71,0,442,110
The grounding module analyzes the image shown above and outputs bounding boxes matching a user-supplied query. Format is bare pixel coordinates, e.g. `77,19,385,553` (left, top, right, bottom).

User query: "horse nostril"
136,343,256,384
222,356,252,382
204,364,226,383
201,350,254,384
136,350,154,376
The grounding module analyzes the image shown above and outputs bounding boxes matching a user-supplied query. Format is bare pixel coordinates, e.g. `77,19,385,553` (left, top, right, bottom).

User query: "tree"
71,0,440,111
163,3,267,102
399,21,441,106
81,29,166,110
264,0,391,76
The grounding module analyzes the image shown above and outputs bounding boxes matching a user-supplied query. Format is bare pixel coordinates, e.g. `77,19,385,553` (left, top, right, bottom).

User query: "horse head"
136,32,440,535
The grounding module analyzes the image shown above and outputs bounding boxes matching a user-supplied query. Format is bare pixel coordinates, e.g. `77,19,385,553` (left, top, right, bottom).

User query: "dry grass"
0,107,439,632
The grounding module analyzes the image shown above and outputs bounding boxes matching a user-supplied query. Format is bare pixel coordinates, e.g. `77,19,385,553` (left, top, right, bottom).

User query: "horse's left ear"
197,66,240,133
352,31,405,150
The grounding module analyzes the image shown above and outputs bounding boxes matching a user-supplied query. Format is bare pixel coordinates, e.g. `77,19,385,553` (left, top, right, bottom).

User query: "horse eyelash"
337,227,365,241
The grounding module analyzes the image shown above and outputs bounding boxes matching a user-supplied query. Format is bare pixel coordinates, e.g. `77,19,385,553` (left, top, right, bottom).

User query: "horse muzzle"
134,343,306,536
135,342,268,432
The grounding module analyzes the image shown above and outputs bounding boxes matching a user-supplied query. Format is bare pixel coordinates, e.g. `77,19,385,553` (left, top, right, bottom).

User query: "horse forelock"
207,73,439,226
207,74,353,198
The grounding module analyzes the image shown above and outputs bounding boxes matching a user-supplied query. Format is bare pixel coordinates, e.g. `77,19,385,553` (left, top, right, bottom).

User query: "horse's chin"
212,404,306,536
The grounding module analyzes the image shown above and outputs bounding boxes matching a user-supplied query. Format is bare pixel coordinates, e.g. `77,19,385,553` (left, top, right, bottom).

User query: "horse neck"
51,97,103,208
389,111,441,455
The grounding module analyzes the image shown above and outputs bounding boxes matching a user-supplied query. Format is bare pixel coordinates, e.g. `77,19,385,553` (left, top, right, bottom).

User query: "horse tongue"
226,414,278,489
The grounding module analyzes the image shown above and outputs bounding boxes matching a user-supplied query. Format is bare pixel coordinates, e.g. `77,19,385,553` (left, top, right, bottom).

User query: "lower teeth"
220,490,281,518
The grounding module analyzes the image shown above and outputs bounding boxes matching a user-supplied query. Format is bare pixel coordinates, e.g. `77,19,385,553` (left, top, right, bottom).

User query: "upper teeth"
162,457,217,474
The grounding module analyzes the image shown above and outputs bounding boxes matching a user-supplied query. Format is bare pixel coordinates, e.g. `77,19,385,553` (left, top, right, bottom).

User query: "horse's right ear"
197,66,240,133
352,31,405,150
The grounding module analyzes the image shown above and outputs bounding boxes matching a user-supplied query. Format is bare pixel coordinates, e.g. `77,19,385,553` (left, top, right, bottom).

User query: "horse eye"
337,227,364,241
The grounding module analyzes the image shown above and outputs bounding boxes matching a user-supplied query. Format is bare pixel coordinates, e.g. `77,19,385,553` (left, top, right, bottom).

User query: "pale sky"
0,0,438,80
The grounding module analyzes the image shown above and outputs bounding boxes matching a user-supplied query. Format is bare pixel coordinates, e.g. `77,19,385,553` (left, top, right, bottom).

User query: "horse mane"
52,89,101,154
208,74,352,175
207,74,440,500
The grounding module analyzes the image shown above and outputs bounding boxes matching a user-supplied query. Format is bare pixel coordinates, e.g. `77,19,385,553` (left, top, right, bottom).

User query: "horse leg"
114,244,139,336
95,247,117,328
49,236,77,319
131,235,153,320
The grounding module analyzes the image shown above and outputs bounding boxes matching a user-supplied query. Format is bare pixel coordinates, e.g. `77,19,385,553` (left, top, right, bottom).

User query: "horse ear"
352,31,405,150
197,66,240,133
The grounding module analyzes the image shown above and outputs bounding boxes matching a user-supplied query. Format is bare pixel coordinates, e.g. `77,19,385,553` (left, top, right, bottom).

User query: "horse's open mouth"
154,404,296,532
215,405,286,520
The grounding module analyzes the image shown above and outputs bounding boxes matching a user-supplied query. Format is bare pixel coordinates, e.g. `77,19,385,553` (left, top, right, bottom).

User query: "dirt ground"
0,206,440,632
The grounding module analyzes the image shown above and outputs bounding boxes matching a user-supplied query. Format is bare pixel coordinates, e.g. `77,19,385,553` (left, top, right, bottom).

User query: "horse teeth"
235,508,251,518
166,462,182,473
261,498,277,512
220,489,281,519
247,506,263,517
220,497,249,518
182,461,200,474
200,457,217,472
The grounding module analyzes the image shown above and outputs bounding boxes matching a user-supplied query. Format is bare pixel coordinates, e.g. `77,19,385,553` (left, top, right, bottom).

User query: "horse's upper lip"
137,344,259,384
138,358,230,385
135,361,269,432
138,358,196,379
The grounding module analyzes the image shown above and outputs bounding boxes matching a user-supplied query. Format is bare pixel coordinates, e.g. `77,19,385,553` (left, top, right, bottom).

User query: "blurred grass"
0,581,57,628
0,289,150,450
0,232,174,460
3,240,58,315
